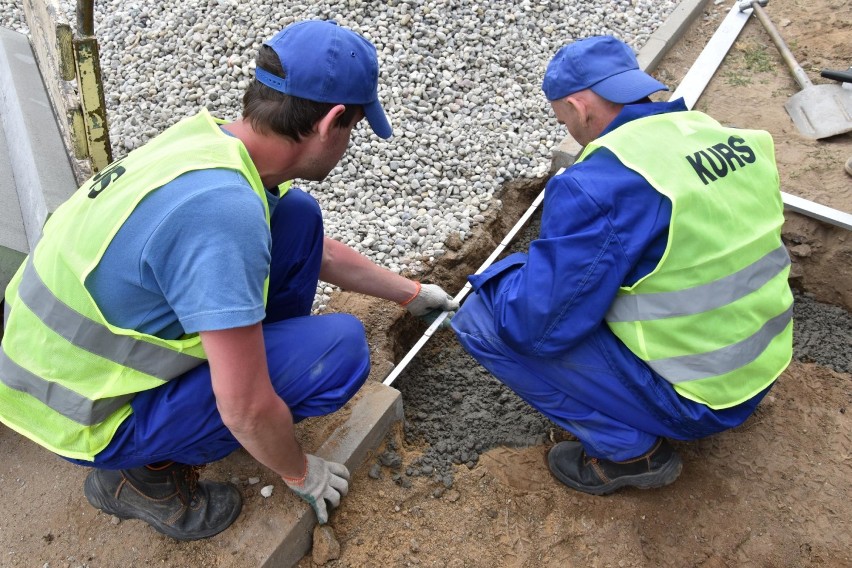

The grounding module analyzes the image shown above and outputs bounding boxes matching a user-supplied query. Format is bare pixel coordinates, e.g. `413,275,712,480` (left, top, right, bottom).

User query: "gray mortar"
791,290,852,375
372,208,852,489
395,331,557,491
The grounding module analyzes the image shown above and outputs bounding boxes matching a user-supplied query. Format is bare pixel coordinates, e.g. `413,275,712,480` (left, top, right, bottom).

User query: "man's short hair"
242,45,361,141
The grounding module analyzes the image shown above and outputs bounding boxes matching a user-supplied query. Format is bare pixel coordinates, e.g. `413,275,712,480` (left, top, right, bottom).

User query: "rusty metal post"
72,0,112,171
76,0,94,36
21,0,90,169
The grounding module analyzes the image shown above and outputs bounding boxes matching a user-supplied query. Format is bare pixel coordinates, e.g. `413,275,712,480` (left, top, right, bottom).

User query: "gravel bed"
1,0,678,309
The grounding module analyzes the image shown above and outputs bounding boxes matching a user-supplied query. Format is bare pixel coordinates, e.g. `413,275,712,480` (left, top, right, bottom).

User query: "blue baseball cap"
542,35,668,104
255,20,392,139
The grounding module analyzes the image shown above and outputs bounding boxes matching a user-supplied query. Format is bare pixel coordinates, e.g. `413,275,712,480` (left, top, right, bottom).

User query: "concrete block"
638,36,672,72
550,136,584,174
0,26,77,250
0,125,28,292
638,0,709,73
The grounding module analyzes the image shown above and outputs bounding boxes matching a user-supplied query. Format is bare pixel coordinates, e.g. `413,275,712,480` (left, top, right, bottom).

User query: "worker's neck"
221,119,304,188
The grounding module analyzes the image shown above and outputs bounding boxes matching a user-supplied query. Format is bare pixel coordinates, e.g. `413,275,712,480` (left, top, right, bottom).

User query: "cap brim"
363,99,393,139
591,69,668,104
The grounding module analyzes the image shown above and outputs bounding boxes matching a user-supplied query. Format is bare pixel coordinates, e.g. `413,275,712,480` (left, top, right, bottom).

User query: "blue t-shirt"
86,167,279,339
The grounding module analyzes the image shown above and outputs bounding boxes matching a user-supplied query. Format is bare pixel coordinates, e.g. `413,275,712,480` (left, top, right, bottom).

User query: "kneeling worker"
452,36,792,495
0,20,457,539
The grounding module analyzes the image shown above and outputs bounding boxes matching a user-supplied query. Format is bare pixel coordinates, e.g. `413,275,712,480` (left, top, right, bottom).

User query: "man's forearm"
201,325,307,480
220,393,306,479
319,236,418,303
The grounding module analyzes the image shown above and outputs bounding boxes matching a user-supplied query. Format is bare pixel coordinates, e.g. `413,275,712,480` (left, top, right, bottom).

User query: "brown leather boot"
547,438,682,495
83,462,242,540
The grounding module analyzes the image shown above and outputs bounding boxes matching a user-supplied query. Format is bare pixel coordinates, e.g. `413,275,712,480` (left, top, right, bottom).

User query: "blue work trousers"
452,292,768,461
75,188,370,468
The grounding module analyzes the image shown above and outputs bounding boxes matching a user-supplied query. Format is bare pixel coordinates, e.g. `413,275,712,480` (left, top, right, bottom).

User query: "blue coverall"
452,99,769,461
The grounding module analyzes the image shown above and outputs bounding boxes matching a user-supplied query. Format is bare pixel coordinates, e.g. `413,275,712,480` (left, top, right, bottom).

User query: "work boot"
83,462,242,540
547,438,682,496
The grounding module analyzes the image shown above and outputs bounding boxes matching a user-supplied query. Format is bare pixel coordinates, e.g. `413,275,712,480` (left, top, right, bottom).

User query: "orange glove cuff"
399,281,422,307
281,454,309,487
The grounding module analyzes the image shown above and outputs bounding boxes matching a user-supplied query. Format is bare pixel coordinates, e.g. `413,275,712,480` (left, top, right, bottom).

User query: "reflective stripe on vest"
0,352,133,426
0,258,205,425
607,245,790,322
15,258,203,379
647,304,792,382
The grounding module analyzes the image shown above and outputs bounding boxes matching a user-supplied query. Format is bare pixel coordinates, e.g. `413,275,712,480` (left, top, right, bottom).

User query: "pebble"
368,463,383,479
0,1,677,310
260,484,274,498
312,525,341,565
379,450,402,469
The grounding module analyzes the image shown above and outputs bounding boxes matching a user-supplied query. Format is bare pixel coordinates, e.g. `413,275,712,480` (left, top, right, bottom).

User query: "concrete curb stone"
0,26,77,289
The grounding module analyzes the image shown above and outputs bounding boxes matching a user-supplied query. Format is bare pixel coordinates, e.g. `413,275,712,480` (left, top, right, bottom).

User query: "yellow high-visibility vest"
579,111,792,409
0,110,278,460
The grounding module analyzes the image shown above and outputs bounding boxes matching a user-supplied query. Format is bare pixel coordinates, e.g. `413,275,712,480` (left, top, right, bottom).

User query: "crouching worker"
452,36,792,495
0,20,456,540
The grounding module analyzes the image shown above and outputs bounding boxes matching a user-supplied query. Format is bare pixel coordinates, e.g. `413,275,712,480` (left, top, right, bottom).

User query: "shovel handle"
750,3,813,90
820,68,852,84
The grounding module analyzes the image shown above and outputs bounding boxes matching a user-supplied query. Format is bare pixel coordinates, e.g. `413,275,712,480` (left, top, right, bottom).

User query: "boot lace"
177,464,205,507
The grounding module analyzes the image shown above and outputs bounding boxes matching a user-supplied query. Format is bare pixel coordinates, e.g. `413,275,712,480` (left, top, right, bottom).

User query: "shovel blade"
784,84,852,140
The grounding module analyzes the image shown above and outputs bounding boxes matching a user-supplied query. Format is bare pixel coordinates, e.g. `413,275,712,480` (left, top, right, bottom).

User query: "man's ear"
563,94,588,123
315,104,347,140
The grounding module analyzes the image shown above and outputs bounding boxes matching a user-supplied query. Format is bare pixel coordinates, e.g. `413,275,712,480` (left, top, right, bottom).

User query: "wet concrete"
791,290,852,375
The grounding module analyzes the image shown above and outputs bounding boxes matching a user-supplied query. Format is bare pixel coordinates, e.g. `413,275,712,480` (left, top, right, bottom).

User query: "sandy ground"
1,1,851,567
314,343,850,568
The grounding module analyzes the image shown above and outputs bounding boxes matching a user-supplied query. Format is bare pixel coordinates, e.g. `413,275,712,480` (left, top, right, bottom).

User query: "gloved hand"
401,282,459,317
418,308,454,329
282,454,350,524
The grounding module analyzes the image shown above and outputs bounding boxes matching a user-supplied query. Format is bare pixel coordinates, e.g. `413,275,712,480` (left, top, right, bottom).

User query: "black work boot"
83,462,242,540
547,438,682,495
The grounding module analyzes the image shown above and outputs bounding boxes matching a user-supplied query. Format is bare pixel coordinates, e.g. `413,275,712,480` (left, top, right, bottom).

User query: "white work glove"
401,282,459,317
282,454,350,524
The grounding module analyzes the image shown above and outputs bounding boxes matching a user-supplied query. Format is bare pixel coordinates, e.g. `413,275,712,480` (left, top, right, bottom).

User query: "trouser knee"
264,313,370,420
266,189,325,321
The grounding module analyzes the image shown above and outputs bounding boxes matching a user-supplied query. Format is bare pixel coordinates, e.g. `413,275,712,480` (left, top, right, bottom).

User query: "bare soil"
1,1,850,567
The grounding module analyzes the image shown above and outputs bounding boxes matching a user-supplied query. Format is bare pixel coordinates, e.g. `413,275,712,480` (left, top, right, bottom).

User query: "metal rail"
73,0,111,171
382,185,550,386
76,0,94,37
669,2,752,108
21,0,111,176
